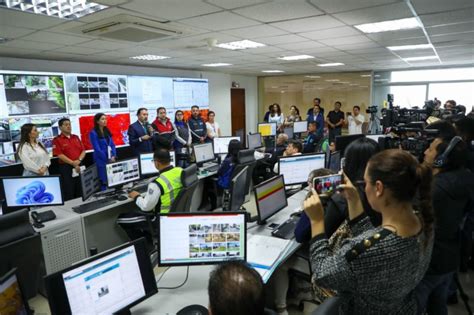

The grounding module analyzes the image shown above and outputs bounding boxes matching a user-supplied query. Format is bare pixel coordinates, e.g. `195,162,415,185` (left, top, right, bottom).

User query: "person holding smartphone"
347,105,365,135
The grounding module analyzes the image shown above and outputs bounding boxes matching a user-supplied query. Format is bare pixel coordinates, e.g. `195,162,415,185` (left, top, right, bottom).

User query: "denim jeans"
416,271,455,315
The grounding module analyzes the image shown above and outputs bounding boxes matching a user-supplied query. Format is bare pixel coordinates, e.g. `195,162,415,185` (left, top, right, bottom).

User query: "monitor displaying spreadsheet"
278,153,326,185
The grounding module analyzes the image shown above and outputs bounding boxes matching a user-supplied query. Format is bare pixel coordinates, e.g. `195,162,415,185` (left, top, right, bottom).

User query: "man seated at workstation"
303,121,321,153
117,148,183,242
266,133,288,166
273,139,303,174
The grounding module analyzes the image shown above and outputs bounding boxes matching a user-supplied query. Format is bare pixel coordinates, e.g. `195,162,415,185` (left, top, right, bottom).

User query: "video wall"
0,71,209,166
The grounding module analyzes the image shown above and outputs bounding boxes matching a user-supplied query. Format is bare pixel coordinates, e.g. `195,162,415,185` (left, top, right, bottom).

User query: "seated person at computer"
117,149,183,241
265,133,288,166
273,139,302,174
207,261,265,315
303,122,321,153
89,113,117,190
217,140,242,190
303,149,433,313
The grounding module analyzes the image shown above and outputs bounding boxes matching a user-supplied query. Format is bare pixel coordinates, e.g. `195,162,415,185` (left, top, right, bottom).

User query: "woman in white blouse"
206,111,221,141
17,123,50,176
268,103,285,131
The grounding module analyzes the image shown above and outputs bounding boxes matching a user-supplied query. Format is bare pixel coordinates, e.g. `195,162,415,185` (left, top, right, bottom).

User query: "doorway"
231,88,246,145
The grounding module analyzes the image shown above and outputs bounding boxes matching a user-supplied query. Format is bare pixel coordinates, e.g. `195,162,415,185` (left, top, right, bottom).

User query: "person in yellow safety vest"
117,148,183,241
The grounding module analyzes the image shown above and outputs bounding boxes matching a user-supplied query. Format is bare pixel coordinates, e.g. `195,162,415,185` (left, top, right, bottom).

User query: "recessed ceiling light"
355,17,421,34
387,44,433,51
130,55,170,60
201,63,232,67
216,40,265,50
0,0,108,19
262,70,285,73
325,79,340,82
277,55,314,61
305,75,321,78
403,56,438,61
360,74,372,77
318,63,344,67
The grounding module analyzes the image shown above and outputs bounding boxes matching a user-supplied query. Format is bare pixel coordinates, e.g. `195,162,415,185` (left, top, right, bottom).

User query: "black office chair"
170,164,199,213
233,149,256,195
311,297,341,315
0,209,43,300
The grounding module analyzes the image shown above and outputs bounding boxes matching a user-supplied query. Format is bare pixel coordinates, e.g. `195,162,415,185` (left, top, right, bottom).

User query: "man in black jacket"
416,134,474,314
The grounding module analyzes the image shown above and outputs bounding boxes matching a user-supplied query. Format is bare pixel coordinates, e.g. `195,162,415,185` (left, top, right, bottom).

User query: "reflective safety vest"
155,167,183,213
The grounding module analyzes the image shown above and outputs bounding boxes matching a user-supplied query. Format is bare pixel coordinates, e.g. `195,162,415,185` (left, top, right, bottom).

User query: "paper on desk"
247,235,291,281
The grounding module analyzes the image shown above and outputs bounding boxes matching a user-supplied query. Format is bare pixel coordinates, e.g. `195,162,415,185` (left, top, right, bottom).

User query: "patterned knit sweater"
309,214,433,314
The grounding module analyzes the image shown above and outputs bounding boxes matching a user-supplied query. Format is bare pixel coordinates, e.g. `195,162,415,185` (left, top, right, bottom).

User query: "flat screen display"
106,158,140,188
0,269,28,315
278,153,326,185
193,142,214,164
139,152,175,176
254,175,287,223
2,176,64,207
213,137,240,154
293,121,308,133
258,123,277,137
80,164,101,201
247,133,262,150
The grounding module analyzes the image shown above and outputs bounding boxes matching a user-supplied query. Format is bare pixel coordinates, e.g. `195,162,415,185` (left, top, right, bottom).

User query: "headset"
433,136,463,168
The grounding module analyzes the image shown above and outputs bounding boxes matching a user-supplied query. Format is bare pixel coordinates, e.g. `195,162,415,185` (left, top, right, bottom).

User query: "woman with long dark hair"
305,149,434,314
268,103,284,130
284,105,301,127
89,113,117,189
173,110,191,168
17,123,50,176
217,139,241,190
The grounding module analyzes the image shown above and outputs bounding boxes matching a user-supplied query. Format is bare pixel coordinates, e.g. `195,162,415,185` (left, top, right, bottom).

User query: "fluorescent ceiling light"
130,55,170,60
325,79,339,82
277,55,314,61
305,75,321,78
262,70,285,73
355,17,421,34
318,63,344,67
387,44,433,51
403,56,438,61
0,0,108,19
216,40,265,50
201,63,232,67
360,74,372,77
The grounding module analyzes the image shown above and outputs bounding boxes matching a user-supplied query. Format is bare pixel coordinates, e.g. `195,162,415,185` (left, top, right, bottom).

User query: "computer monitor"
1,176,64,208
158,212,247,266
44,238,157,315
228,166,248,211
293,121,308,133
139,152,175,176
213,137,240,154
335,134,365,156
106,158,140,189
247,133,263,150
329,151,341,172
283,127,294,139
193,142,215,164
0,268,30,315
258,123,277,137
80,164,101,202
278,153,326,185
254,175,287,224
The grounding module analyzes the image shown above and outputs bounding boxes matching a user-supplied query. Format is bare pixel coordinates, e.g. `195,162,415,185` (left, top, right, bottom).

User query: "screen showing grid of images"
188,223,243,261
65,75,128,112
2,73,66,116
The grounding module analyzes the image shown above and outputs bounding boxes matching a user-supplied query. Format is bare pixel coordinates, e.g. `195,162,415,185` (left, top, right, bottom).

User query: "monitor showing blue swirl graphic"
2,176,63,208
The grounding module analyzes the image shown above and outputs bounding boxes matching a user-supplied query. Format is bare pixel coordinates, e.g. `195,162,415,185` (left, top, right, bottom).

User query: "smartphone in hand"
313,174,343,196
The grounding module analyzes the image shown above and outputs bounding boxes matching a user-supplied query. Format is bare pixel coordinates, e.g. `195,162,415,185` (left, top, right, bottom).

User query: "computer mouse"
176,304,209,315
290,211,302,218
117,195,128,201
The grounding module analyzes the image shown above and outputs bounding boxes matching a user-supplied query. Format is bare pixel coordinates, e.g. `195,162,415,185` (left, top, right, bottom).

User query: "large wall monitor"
106,158,140,188
158,212,247,266
1,176,64,208
278,153,326,185
173,78,209,108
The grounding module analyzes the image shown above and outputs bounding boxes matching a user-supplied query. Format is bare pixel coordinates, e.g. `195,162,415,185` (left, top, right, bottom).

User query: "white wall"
0,56,258,136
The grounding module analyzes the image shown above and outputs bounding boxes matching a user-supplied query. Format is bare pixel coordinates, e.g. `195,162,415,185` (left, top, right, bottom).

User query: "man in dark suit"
128,107,153,156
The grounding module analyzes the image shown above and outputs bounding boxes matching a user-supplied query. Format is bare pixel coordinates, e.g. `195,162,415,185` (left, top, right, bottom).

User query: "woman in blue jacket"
89,113,117,189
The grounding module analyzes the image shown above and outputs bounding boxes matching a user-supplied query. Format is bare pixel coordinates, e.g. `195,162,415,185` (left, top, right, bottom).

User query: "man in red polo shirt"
53,117,86,201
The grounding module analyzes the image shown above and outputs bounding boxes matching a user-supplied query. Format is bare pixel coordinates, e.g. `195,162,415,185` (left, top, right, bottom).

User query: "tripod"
368,112,381,134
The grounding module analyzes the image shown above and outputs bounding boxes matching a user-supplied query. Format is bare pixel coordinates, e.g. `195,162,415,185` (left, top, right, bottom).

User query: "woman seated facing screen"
304,149,434,314
17,123,50,176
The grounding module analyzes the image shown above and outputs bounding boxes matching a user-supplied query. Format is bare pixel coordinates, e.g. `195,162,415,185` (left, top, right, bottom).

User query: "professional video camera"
424,99,466,121
366,106,378,114
381,106,430,130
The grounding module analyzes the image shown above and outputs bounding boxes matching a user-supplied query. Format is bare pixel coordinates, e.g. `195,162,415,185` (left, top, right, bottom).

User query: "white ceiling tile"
430,32,474,44
233,1,322,23
333,2,413,25
411,0,474,15
0,46,42,56
349,47,390,54
178,12,260,31
419,9,474,27
0,8,65,30
75,39,136,50
120,0,222,20
258,34,309,45
375,37,429,46
367,29,426,42
319,35,373,46
77,7,142,23
395,49,437,58
0,26,35,39
297,46,342,55
309,0,401,14
275,41,326,51
332,42,381,50
223,24,288,39
247,46,285,54
270,15,344,33
3,39,64,51
19,31,92,45
204,0,270,10
427,22,474,36
52,46,107,55
299,26,362,40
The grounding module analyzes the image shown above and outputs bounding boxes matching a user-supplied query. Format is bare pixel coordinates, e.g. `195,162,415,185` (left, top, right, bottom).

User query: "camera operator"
454,117,474,172
416,128,474,314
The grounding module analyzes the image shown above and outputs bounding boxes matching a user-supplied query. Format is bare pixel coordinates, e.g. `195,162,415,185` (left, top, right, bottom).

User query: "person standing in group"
17,123,50,176
206,111,221,142
307,104,324,138
173,110,192,168
188,105,207,144
307,98,324,117
326,101,345,143
89,113,117,190
128,107,153,156
284,105,301,127
152,107,175,150
53,118,86,200
268,103,284,131
347,105,365,135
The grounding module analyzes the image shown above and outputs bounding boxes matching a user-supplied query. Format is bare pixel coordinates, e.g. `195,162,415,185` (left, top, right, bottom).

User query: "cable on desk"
155,267,171,285
158,266,190,290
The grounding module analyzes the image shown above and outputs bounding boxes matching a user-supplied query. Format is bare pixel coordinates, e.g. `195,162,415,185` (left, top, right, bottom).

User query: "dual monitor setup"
257,121,308,137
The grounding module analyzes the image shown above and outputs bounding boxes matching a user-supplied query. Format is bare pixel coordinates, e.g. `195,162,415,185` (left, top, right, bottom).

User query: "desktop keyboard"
271,217,299,240
201,164,219,173
72,197,116,214
130,184,148,194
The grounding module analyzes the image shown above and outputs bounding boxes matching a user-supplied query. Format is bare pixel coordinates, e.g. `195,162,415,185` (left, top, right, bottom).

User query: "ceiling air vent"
76,14,184,42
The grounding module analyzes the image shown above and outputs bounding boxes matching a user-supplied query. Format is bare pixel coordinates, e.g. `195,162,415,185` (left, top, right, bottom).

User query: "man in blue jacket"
128,108,153,156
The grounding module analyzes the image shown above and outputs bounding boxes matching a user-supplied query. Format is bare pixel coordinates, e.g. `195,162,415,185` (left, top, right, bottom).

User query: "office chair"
233,148,256,194
0,209,43,300
311,297,341,315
